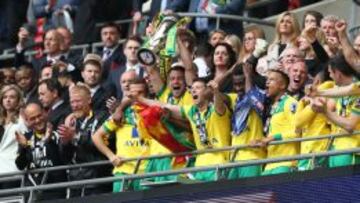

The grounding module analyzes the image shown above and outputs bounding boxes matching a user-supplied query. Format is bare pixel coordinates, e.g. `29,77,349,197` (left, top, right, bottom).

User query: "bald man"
15,28,78,77
15,103,66,200
58,84,112,197
287,61,308,101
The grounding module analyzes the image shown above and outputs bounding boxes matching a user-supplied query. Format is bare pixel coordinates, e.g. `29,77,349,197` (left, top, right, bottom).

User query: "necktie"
103,49,111,61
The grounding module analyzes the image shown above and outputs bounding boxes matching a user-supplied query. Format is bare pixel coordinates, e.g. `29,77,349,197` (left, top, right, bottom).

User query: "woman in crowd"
210,42,237,92
302,10,323,29
0,85,27,176
257,11,300,71
224,34,242,60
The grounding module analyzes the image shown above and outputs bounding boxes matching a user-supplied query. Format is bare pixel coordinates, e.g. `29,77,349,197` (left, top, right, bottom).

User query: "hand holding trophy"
137,13,191,80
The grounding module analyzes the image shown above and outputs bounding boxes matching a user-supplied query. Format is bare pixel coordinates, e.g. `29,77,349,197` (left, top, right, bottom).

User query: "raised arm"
316,83,360,97
177,35,197,86
336,20,360,73
208,80,226,115
295,98,316,129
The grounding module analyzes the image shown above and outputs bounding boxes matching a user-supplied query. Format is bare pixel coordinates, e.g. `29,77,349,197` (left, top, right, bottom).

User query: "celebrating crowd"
0,2,360,201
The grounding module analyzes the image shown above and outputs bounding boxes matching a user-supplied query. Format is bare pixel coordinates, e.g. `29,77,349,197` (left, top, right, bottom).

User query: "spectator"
224,34,242,60
0,85,28,177
15,103,66,200
97,22,125,84
210,42,237,93
15,29,77,77
40,65,53,81
260,11,300,71
298,25,330,77
208,29,226,47
320,15,339,57
109,36,144,99
15,64,39,104
32,0,79,31
279,46,303,73
302,10,323,29
193,42,213,78
73,0,132,44
57,84,111,197
56,26,82,81
1,67,16,85
38,79,70,129
81,53,115,113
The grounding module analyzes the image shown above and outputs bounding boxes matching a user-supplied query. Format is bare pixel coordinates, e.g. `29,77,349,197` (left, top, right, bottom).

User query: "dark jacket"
97,45,125,83
60,110,111,183
48,101,72,130
92,85,115,113
15,130,66,195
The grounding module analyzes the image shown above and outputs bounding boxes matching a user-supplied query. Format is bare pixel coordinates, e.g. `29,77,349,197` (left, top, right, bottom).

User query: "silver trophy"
137,14,180,66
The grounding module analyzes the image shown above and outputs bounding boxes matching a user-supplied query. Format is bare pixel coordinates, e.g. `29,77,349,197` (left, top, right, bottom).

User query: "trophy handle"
137,48,157,66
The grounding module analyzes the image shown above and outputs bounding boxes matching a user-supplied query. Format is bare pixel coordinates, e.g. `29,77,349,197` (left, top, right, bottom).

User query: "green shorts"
262,166,294,176
227,165,262,180
329,153,356,168
193,170,217,181
145,157,178,182
113,172,141,192
298,157,327,171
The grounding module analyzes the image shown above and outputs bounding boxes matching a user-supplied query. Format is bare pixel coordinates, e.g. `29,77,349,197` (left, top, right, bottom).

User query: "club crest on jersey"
290,102,297,113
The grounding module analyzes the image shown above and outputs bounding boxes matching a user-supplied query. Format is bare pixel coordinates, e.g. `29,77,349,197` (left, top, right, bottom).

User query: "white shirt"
194,57,210,78
102,44,119,61
126,62,142,75
51,100,64,111
0,117,28,174
90,85,101,97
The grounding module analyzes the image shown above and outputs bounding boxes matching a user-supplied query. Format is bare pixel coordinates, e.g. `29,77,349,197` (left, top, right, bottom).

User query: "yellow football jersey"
228,93,266,161
332,94,360,150
181,104,231,167
265,94,300,171
295,82,334,154
103,107,150,174
157,85,193,106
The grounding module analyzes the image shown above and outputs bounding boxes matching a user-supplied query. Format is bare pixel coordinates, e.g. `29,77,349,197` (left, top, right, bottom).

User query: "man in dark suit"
15,28,78,78
56,26,83,82
38,78,71,130
97,22,125,85
109,36,145,99
82,53,115,113
15,64,39,104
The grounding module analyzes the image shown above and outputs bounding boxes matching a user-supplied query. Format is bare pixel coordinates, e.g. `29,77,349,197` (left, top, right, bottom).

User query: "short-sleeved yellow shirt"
228,93,266,161
103,107,150,174
181,104,231,167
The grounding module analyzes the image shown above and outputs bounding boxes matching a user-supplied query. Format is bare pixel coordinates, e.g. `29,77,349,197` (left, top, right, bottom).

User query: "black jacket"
60,110,111,182
15,131,66,185
48,101,72,131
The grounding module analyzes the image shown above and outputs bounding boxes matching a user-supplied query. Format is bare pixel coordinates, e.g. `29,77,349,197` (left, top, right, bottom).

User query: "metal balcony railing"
0,131,358,198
